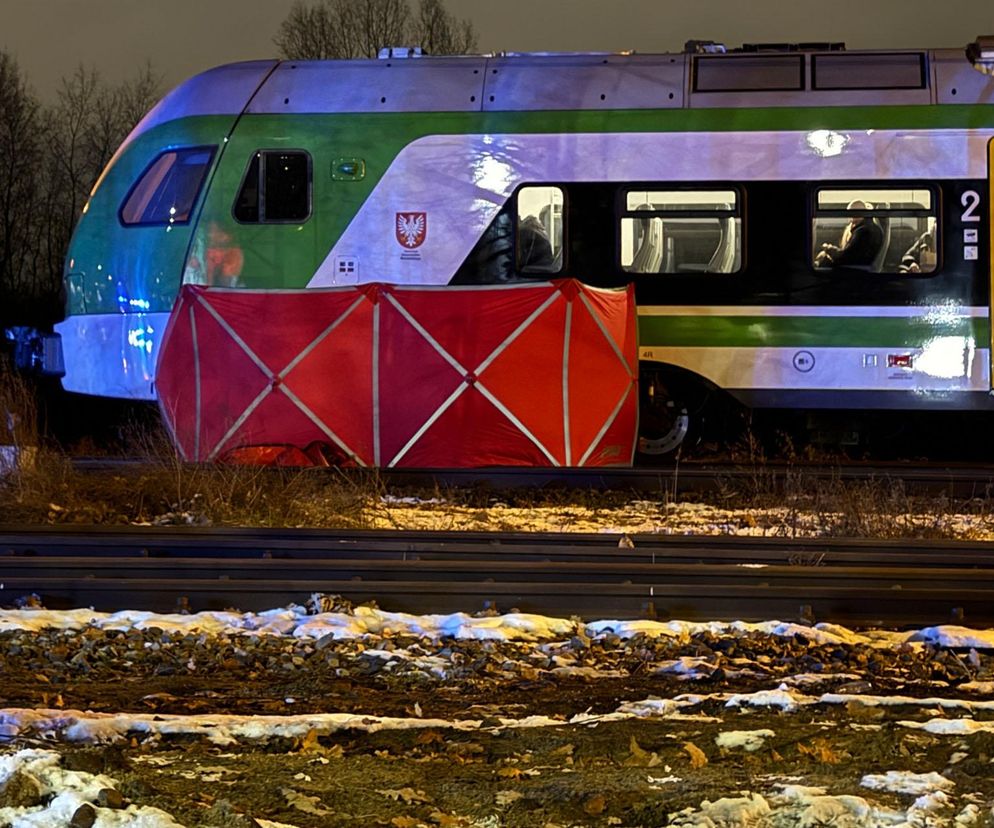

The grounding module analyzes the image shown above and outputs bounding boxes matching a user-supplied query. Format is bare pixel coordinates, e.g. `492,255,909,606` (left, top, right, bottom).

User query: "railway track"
71,458,994,498
3,526,994,627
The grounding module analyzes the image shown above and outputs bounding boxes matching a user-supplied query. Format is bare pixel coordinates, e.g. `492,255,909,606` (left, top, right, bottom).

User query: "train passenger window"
812,53,927,90
694,54,804,92
812,187,937,274
516,186,564,273
620,189,741,274
233,150,311,223
119,146,216,226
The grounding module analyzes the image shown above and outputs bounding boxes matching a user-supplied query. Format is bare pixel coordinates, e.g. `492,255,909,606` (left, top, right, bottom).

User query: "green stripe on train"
637,314,990,348
69,102,994,317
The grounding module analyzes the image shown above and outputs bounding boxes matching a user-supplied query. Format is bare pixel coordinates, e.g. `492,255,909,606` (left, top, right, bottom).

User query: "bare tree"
411,0,477,56
348,0,409,59
273,2,341,60
275,0,476,60
1,61,162,325
37,63,162,303
0,51,44,321
115,62,162,137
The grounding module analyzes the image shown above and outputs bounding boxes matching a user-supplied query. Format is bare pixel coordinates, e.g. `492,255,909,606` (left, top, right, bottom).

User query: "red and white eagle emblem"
396,212,427,248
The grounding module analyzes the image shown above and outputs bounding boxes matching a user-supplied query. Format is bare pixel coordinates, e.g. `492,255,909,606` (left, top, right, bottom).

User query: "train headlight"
967,36,994,75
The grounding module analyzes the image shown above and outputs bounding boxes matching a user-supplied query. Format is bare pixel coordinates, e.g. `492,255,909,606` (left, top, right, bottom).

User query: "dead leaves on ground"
282,787,333,816
583,794,607,815
683,741,709,768
379,788,432,805
797,737,848,764
626,736,663,767
390,813,471,828
294,727,344,758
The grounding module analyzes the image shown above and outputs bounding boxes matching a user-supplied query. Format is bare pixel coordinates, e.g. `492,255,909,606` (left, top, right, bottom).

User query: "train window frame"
514,184,567,275
809,184,939,275
693,54,804,93
617,185,744,276
118,145,217,228
232,149,313,225
811,52,927,91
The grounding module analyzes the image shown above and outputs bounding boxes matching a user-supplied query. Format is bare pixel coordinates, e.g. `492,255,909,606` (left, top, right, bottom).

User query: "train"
45,36,994,457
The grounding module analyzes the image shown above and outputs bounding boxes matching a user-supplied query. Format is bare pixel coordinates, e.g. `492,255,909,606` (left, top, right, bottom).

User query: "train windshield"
119,146,216,226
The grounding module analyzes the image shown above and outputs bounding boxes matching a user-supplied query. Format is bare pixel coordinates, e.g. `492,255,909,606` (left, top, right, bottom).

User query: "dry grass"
1,456,378,528
711,431,994,540
2,366,992,538
0,374,375,527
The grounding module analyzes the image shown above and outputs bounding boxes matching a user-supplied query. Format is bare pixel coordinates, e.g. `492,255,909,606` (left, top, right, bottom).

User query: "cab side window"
234,151,311,223
119,146,216,226
620,189,741,274
812,187,937,273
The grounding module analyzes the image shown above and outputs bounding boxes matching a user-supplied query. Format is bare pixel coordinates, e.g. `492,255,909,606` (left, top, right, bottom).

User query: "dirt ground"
2,620,994,826
42,708,994,827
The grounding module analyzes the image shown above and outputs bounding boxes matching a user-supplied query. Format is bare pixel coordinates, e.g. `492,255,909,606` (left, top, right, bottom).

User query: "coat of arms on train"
396,212,427,248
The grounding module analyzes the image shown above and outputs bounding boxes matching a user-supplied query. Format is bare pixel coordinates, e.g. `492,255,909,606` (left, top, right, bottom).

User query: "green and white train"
53,38,994,454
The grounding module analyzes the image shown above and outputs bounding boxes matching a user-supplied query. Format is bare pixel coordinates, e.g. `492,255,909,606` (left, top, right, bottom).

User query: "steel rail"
4,525,994,567
68,459,994,497
2,526,994,625
4,525,994,566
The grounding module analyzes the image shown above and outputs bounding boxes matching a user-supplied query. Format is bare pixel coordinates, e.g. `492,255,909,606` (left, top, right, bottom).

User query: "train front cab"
52,61,280,401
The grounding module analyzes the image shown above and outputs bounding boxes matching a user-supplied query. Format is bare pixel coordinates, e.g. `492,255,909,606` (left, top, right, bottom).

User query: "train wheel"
637,371,692,459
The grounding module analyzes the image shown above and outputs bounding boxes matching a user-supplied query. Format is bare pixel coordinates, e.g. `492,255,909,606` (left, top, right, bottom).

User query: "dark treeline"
0,0,476,331
0,54,161,328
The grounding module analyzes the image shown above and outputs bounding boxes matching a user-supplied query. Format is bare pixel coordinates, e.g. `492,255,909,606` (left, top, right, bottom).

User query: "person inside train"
517,214,555,272
814,200,884,269
898,230,934,273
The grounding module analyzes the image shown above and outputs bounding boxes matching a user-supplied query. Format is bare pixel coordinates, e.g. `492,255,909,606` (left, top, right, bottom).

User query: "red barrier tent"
156,281,637,467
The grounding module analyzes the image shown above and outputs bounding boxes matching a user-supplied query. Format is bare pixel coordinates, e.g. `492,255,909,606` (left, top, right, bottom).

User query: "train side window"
812,187,937,273
620,189,741,274
516,186,564,273
234,150,312,223
119,146,216,226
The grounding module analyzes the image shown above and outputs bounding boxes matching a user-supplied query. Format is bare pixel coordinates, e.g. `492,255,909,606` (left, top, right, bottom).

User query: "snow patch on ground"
714,729,776,751
669,783,969,827
860,770,955,795
900,718,994,736
0,749,183,827
3,605,994,655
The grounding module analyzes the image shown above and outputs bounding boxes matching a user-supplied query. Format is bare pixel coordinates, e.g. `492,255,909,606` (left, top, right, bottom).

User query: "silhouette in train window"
812,188,937,274
620,189,741,274
898,230,935,273
814,200,884,268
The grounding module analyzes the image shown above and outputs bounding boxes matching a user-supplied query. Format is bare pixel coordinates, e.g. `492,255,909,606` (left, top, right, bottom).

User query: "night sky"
3,0,994,99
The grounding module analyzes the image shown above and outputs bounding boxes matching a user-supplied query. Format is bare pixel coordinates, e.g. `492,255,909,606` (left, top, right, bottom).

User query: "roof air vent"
741,42,845,52
378,46,424,59
685,40,726,54
967,36,994,74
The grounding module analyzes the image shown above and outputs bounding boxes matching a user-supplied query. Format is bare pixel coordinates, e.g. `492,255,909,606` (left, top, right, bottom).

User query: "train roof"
133,41,994,139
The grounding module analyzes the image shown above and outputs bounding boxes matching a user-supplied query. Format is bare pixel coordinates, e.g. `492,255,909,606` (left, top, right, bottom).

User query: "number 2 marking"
961,190,981,222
